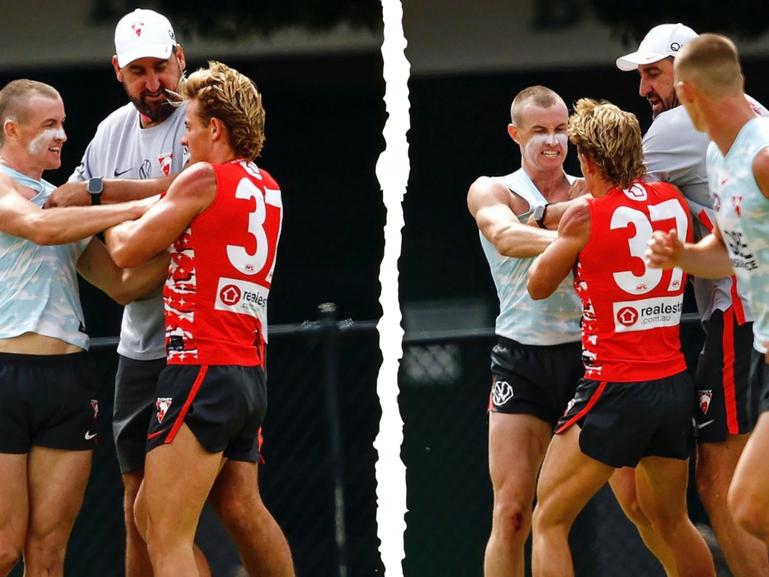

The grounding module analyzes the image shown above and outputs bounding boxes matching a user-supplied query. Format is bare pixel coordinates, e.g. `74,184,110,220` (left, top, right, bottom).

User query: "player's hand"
44,182,89,208
129,194,160,218
646,229,682,269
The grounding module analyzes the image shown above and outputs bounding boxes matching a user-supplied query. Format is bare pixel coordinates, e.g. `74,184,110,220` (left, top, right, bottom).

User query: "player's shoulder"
251,163,280,190
468,175,510,200
94,102,139,133
172,161,217,196
645,106,703,146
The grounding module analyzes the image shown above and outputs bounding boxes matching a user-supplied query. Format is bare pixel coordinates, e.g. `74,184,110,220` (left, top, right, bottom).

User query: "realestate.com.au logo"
612,296,683,333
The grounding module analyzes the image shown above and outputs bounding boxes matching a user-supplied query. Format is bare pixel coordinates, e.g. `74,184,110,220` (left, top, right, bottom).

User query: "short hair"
568,98,645,189
180,61,265,159
675,33,743,97
510,85,565,125
0,79,60,147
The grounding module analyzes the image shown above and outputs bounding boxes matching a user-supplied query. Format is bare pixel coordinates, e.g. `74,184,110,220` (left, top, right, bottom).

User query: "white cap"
616,23,698,71
114,9,177,68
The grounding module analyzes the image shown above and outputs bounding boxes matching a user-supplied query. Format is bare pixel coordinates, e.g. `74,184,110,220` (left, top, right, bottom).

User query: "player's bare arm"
109,162,216,267
527,198,590,300
0,173,152,245
77,238,169,305
468,176,556,258
46,174,177,208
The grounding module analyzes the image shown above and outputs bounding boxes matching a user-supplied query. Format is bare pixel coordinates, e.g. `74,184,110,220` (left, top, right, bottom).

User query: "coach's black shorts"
694,308,756,442
0,351,99,453
113,355,166,474
489,337,583,426
556,371,694,468
146,364,267,462
753,349,769,414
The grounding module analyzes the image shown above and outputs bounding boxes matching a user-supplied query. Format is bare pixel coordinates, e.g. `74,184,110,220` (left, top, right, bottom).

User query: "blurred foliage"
90,0,382,38
534,0,769,44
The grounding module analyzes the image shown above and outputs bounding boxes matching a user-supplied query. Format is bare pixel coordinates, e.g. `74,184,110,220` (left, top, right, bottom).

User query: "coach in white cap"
617,23,769,577
54,8,295,577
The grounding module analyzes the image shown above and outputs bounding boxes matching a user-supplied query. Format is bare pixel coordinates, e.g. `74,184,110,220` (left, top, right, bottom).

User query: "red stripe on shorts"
556,380,608,434
165,365,208,445
722,307,739,434
698,209,746,324
258,426,265,465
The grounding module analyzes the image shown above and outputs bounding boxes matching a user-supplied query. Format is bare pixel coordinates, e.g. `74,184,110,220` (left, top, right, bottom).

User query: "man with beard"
54,10,294,577
616,24,769,577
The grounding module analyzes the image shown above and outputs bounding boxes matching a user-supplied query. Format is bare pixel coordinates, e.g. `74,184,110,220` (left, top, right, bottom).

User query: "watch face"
88,177,103,194
533,204,545,220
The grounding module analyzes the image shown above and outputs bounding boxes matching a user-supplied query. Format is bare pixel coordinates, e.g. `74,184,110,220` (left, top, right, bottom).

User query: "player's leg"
121,471,154,577
608,467,679,577
0,358,31,576
636,456,715,577
23,447,92,577
485,339,582,577
0,454,28,576
531,425,614,577
113,356,163,577
729,413,769,544
697,436,769,576
484,411,551,577
693,311,767,575
484,412,552,577
138,424,222,577
208,460,295,577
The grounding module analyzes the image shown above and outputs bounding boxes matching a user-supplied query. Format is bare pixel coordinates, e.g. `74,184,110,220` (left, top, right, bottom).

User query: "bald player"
647,33,769,547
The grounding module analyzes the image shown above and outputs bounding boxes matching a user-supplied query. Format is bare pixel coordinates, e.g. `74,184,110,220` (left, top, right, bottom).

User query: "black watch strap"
87,177,103,206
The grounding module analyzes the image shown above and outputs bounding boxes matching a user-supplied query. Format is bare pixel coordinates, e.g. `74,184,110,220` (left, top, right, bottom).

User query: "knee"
728,483,769,540
0,540,22,574
23,533,67,574
617,493,652,529
491,496,533,543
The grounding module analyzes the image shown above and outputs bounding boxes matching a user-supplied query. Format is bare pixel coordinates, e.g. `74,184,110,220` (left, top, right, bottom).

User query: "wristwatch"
87,177,103,206
533,203,549,228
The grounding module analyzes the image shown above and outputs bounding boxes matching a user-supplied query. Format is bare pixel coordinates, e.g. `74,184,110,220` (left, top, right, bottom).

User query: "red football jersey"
164,159,282,366
576,180,691,382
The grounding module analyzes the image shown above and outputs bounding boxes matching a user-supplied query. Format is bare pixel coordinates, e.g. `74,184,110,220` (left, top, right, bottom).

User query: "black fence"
12,309,726,577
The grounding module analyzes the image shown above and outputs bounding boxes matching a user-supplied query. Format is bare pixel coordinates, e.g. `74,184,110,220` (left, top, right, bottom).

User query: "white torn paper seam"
375,0,410,576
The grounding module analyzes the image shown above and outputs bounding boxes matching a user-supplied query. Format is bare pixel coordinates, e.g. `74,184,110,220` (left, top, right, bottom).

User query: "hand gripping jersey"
479,168,582,345
164,160,282,366
707,117,769,354
576,181,691,381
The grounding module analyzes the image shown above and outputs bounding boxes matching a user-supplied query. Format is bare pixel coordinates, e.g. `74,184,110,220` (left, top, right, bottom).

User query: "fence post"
318,302,349,577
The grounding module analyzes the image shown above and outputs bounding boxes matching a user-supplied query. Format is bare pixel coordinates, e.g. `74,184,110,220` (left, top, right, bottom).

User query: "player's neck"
524,165,568,200
0,151,43,181
585,174,615,198
707,97,756,156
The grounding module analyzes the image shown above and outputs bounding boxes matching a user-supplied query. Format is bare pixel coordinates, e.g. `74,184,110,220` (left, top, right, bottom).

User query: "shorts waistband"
0,351,89,366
